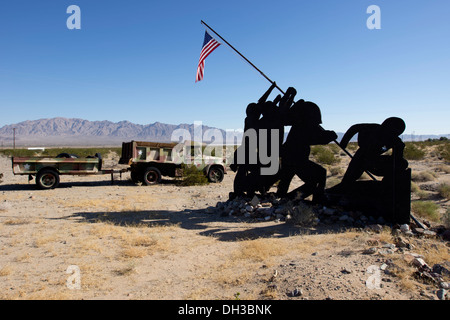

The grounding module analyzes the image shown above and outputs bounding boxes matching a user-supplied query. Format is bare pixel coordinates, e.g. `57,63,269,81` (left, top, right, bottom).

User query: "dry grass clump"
411,201,440,222
437,183,450,200
411,182,429,199
233,238,287,263
435,164,450,174
411,171,437,182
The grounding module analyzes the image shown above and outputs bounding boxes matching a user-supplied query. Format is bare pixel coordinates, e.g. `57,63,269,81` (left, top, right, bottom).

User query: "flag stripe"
196,31,220,82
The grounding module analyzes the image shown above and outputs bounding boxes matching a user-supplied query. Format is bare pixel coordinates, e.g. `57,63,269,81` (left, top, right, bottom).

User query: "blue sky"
0,0,449,135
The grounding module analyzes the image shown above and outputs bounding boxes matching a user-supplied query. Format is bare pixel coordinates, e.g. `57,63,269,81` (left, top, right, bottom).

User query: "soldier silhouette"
335,117,408,189
257,86,297,195
276,100,337,203
229,83,278,199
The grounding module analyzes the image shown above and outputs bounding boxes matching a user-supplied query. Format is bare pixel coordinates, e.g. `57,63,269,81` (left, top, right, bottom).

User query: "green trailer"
12,153,127,189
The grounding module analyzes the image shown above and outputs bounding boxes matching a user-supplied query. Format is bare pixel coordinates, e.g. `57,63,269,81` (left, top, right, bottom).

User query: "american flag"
196,31,221,82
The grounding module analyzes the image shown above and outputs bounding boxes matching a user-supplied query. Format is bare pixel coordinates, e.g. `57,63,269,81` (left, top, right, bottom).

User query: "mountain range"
0,117,448,147
0,118,237,147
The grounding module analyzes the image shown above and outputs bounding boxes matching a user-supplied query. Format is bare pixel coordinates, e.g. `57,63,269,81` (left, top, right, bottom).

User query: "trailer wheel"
36,169,60,189
142,167,161,185
207,166,224,183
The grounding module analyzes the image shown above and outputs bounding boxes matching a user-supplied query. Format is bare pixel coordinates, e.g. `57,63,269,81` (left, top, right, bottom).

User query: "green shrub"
311,146,339,165
178,164,208,186
412,201,440,222
437,144,450,162
403,143,425,160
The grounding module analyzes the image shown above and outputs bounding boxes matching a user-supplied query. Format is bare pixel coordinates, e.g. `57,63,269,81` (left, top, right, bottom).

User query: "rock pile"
212,194,450,240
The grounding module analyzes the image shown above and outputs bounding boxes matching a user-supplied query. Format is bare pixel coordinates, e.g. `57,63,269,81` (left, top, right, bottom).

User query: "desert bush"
403,143,426,160
437,183,450,200
311,146,339,165
328,166,343,176
436,164,450,174
286,202,318,226
411,171,436,182
436,143,450,162
411,182,428,199
411,201,440,222
178,164,208,186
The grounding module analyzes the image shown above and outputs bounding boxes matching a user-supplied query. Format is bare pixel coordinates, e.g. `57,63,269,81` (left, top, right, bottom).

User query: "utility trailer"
12,153,127,189
119,140,226,185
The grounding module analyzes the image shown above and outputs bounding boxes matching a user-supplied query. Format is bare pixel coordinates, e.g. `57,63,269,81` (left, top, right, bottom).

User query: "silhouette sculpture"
338,117,408,187
229,83,277,199
257,86,297,195
328,117,411,224
276,100,337,203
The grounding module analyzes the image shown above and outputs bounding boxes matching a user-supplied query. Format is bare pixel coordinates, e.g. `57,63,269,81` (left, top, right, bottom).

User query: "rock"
432,264,450,277
436,289,447,300
422,230,437,237
365,224,383,233
250,195,260,207
413,258,430,270
322,207,336,216
363,247,378,255
440,282,450,289
382,243,396,250
288,288,303,297
394,236,413,249
245,205,253,212
442,229,450,241
341,268,352,274
400,224,410,232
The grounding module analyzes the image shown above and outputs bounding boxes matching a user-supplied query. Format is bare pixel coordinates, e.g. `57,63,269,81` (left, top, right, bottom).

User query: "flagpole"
200,20,377,181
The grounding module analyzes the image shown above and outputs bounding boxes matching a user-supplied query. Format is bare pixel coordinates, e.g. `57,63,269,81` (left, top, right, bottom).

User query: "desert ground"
0,146,449,300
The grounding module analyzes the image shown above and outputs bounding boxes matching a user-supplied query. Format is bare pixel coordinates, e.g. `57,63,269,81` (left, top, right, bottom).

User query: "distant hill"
0,117,448,147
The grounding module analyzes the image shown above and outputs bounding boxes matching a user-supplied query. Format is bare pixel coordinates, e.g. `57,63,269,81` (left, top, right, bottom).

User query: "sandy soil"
0,151,448,300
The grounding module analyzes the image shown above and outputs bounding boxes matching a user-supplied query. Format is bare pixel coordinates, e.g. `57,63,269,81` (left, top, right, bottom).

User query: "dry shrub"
233,238,287,263
411,171,436,182
411,201,440,222
437,183,450,200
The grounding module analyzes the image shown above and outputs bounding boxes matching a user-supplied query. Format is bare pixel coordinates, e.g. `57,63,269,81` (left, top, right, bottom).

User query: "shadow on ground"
60,207,350,242
0,178,180,191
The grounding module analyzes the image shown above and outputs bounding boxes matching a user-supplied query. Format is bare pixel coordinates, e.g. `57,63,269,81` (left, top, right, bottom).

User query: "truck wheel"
130,171,140,184
207,166,224,183
142,167,161,185
36,169,60,189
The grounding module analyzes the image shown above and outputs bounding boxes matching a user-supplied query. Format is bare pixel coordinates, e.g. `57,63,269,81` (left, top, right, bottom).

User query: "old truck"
11,153,128,189
118,140,226,185
11,140,226,189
